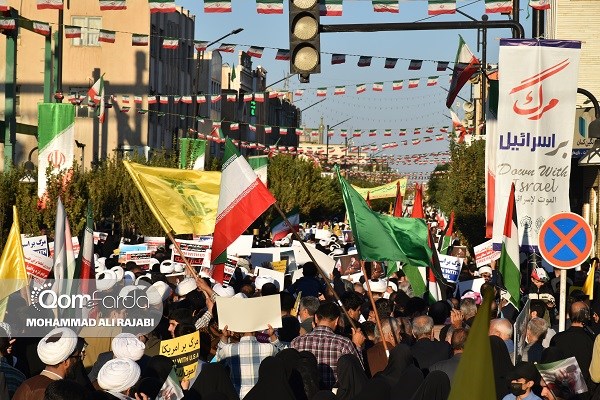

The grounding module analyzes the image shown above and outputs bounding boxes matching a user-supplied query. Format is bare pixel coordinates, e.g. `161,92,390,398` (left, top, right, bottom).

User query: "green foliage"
427,140,486,249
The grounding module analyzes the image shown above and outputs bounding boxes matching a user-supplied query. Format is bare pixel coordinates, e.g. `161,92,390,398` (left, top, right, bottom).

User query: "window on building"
71,16,102,47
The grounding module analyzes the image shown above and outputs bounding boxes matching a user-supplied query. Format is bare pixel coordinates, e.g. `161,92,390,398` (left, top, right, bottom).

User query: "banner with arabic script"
493,39,581,249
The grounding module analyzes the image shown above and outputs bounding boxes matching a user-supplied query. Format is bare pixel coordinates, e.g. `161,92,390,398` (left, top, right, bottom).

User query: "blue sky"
177,0,528,176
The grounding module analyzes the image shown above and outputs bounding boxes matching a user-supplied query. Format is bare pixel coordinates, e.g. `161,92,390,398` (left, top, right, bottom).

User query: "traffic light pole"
320,19,524,39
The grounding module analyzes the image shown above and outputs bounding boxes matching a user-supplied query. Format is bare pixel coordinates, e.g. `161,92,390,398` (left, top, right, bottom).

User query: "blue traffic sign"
538,212,592,269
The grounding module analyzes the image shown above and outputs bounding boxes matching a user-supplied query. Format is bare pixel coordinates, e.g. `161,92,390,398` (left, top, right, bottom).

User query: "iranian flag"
88,75,106,123
393,80,403,90
485,0,512,13
52,198,77,310
181,95,193,103
408,78,420,88
99,0,126,10
217,43,235,53
316,88,327,97
328,129,334,137
205,0,232,12
498,183,520,309
254,92,265,102
226,94,236,102
0,0,7,11
275,49,290,60
248,155,269,186
134,96,143,104
37,0,62,9
37,104,75,198
194,40,208,52
179,138,206,170
428,0,456,15
373,0,399,13
211,94,222,103
331,54,346,64
211,139,276,271
149,0,176,13
74,201,96,317
162,38,178,49
340,129,347,137
230,122,239,131
65,25,81,38
427,76,439,86
369,130,377,137
353,130,362,137
385,58,398,69
529,0,550,10
247,46,264,58
98,29,116,43
450,110,467,143
384,129,392,136
357,56,372,67
33,21,51,35
271,208,300,242
372,82,384,91
257,0,283,14
356,84,366,94
320,0,342,16
446,35,479,108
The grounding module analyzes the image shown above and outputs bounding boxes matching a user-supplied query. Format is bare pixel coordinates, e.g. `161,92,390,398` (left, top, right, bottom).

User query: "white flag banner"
493,39,581,249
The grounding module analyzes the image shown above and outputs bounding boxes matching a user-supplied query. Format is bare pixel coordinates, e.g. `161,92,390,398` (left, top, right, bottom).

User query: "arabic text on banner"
159,331,200,382
493,39,581,248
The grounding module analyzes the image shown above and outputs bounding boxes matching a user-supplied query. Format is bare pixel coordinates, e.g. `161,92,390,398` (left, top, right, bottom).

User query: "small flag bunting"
132,34,149,46
392,80,403,90
320,0,343,16
257,0,283,14
408,59,423,70
331,54,346,65
98,29,116,43
205,0,232,13
372,0,399,13
384,58,398,69
275,49,290,60
437,61,449,71
217,43,236,53
247,46,264,58
357,56,372,67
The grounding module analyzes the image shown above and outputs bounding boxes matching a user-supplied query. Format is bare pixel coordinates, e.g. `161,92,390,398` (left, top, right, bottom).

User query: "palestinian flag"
446,35,479,108
98,29,116,43
385,58,398,69
392,80,403,90
320,0,342,16
162,38,178,49
331,54,346,64
132,33,149,46
529,0,550,10
205,0,232,12
334,86,346,95
408,59,423,70
37,0,62,9
87,75,106,123
357,56,372,67
65,25,81,39
257,0,283,14
275,49,290,60
485,0,512,13
99,0,126,10
428,0,456,15
194,40,209,52
247,46,264,58
438,211,455,254
149,0,176,13
498,183,520,309
372,82,384,91
33,21,51,35
427,76,439,86
356,84,366,94
373,0,399,13
408,78,419,88
211,139,276,278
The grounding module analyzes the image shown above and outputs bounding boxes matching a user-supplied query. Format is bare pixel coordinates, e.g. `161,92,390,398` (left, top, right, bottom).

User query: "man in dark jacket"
410,315,452,374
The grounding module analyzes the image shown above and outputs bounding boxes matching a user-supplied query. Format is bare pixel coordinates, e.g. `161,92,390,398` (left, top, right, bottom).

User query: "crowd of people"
1,227,599,400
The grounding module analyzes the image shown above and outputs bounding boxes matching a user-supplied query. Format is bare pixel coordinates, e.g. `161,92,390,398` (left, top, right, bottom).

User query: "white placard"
21,235,49,256
216,295,282,333
473,239,501,267
227,235,254,257
291,241,335,275
438,254,462,283
254,266,285,291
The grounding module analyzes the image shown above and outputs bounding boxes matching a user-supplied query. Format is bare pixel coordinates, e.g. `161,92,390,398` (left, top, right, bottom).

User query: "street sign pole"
559,269,567,332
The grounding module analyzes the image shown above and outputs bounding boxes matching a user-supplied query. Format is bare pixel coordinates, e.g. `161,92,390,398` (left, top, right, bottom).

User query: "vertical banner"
37,103,75,198
179,138,206,170
492,39,581,249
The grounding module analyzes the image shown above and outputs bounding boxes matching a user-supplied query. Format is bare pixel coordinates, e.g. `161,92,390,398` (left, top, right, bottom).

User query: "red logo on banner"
48,150,66,169
510,59,570,121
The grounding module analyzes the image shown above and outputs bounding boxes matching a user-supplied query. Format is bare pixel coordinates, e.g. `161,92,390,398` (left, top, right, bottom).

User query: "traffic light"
250,100,257,116
289,0,320,82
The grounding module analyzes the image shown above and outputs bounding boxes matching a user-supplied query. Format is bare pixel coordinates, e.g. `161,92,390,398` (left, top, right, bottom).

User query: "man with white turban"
13,328,83,400
97,358,141,399
88,332,148,383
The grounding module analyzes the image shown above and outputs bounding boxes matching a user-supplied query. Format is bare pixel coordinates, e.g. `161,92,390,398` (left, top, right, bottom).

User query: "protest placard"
49,237,80,259
227,235,254,257
124,250,153,268
455,278,485,297
291,242,335,275
474,239,501,267
21,235,49,256
514,298,531,364
536,357,588,398
171,239,210,270
342,230,354,244
222,256,238,286
23,250,52,282
216,295,282,332
255,266,285,291
118,244,149,263
143,236,165,253
438,254,462,283
159,331,200,382
271,260,287,274
334,254,362,276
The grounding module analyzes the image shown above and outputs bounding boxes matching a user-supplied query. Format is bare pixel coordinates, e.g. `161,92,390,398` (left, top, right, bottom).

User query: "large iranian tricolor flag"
248,155,268,186
37,104,75,198
211,138,276,266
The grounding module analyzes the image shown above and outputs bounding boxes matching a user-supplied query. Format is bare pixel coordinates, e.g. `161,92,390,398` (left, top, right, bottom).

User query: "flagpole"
360,261,388,356
272,202,357,329
164,230,199,280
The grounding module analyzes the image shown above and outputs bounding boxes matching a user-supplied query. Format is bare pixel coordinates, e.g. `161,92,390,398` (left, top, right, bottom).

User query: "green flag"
230,63,236,82
448,286,496,399
337,168,431,266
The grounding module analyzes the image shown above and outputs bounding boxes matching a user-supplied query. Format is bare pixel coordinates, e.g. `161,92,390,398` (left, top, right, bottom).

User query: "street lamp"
326,117,351,164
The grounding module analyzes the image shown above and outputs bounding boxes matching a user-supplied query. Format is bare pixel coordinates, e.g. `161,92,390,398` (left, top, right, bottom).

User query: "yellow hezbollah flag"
583,259,596,301
351,178,407,200
123,161,221,235
0,206,28,322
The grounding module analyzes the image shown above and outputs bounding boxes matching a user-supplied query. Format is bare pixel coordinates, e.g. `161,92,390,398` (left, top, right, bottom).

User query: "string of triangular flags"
1,0,546,15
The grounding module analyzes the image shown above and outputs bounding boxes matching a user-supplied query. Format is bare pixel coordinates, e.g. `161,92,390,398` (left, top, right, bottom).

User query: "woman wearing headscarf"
335,354,368,400
276,348,309,400
243,357,295,400
187,363,238,400
490,335,513,400
350,376,391,400
409,370,451,400
383,344,424,400
297,351,320,399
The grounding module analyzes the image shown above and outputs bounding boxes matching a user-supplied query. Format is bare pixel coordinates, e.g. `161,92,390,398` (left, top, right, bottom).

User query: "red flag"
393,181,403,217
411,184,425,218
